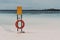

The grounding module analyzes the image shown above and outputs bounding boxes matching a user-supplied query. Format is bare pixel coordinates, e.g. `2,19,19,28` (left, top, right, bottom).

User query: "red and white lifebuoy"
15,20,25,29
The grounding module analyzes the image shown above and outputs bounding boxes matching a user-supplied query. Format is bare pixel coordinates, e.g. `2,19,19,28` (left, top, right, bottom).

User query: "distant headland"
0,8,60,13
24,8,60,11
0,8,60,11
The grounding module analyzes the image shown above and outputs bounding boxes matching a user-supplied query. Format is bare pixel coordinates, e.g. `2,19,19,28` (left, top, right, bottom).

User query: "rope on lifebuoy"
15,20,25,29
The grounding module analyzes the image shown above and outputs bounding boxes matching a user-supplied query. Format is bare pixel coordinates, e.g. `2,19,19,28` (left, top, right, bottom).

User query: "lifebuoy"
15,20,25,29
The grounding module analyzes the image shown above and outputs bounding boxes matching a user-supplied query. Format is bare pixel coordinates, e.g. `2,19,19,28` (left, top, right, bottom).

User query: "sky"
0,0,60,10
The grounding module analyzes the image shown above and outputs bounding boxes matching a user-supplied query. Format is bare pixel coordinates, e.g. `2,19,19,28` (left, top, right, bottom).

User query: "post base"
20,31,25,33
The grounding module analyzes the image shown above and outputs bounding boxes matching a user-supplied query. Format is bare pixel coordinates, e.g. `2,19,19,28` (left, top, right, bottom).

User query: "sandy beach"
0,14,60,40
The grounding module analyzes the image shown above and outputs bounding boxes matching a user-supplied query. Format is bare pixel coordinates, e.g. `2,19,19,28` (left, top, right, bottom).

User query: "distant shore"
0,9,60,13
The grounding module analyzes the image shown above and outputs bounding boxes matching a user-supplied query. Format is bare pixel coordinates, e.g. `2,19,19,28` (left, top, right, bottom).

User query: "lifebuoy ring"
15,20,25,29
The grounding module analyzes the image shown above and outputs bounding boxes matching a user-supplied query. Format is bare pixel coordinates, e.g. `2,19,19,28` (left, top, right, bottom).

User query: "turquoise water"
0,12,60,25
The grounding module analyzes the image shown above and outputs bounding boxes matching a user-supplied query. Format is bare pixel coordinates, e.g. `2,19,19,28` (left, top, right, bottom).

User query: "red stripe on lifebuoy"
15,20,25,29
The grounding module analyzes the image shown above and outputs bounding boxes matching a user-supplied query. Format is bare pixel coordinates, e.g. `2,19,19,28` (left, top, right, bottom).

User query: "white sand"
0,14,60,40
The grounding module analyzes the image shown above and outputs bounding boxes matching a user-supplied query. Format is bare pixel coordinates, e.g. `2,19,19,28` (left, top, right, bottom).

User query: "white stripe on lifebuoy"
15,20,25,29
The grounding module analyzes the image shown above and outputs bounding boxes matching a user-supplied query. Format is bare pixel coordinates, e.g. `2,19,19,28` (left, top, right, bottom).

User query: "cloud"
31,0,60,9
0,0,60,10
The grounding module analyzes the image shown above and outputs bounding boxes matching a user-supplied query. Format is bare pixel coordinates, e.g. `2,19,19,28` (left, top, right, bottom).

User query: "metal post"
17,14,18,31
21,14,22,32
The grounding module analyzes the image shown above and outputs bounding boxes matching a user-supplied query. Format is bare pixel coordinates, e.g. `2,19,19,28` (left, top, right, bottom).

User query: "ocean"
0,12,60,25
